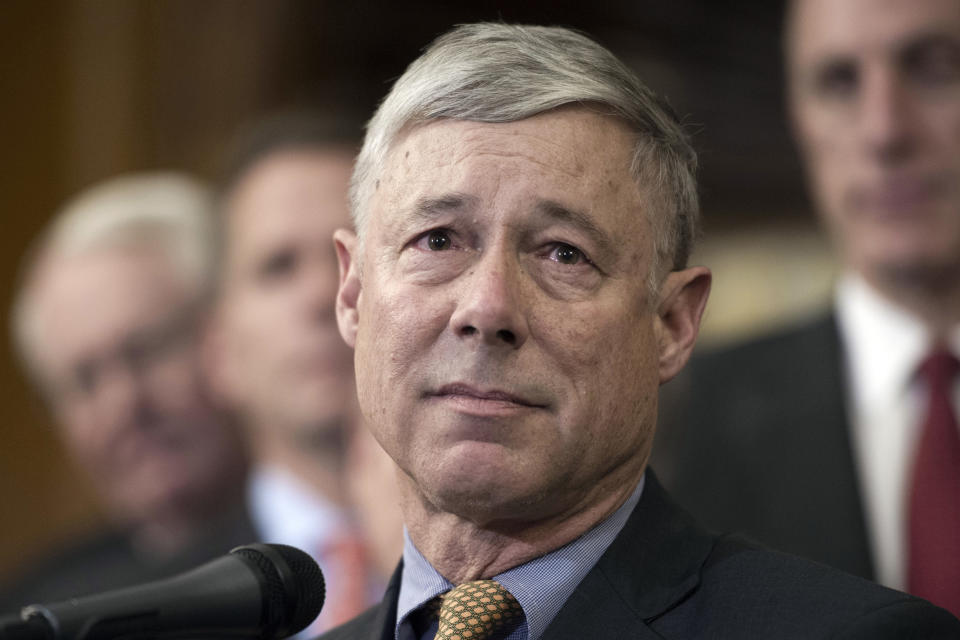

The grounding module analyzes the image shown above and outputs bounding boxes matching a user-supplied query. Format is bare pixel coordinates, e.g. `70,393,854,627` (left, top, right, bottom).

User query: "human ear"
655,266,711,384
334,228,362,348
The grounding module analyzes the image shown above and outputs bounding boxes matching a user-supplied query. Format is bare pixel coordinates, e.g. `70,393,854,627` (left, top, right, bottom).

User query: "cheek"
796,108,851,178
359,281,445,383
59,416,108,471
152,355,201,401
931,105,960,165
543,304,657,410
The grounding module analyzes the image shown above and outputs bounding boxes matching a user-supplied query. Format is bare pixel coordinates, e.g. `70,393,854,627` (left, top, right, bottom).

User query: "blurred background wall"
0,0,832,581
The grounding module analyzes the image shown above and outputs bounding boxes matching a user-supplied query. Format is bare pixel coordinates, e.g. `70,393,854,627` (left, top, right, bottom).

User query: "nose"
859,67,916,164
449,249,529,349
95,360,156,432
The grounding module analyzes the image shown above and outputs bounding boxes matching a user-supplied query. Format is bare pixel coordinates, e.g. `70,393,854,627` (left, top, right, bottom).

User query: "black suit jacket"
0,507,259,612
653,313,877,581
318,473,959,639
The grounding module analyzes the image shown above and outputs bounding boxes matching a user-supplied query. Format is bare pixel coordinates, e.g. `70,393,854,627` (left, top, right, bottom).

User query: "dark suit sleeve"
834,600,960,639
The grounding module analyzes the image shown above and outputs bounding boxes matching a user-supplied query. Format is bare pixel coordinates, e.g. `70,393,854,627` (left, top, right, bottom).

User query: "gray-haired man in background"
3,173,251,608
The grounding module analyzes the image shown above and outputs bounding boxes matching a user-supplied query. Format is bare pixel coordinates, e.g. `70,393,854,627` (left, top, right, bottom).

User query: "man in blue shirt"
321,23,960,639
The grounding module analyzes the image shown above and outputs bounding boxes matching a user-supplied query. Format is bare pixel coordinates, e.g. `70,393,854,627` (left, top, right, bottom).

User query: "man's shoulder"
689,311,840,381
657,310,844,444
0,528,155,614
660,535,960,638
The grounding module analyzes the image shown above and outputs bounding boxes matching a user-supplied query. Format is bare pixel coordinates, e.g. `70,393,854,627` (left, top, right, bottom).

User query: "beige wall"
694,222,836,348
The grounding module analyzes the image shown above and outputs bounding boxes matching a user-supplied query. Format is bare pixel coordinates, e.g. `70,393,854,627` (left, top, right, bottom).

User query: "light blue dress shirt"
395,474,645,640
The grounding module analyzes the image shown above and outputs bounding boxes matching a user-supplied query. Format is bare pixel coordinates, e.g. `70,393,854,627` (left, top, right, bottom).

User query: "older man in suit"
3,173,251,609
319,22,959,639
660,0,960,619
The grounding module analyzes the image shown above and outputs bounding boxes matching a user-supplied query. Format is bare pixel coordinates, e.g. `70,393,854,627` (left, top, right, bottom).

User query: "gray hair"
12,171,215,383
351,23,699,286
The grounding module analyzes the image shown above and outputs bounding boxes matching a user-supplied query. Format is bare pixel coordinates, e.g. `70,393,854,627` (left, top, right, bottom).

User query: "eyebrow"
898,31,960,62
534,199,616,257
409,193,479,222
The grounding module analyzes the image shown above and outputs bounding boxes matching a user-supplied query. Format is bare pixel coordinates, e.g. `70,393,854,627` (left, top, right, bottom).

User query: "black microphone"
0,543,324,640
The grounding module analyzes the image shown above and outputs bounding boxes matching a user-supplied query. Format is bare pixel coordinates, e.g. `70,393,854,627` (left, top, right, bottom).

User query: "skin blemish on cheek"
375,180,380,191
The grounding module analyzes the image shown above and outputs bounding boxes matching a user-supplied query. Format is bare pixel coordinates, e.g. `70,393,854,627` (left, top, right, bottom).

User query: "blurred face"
788,0,960,286
338,109,669,524
214,150,356,448
30,247,242,528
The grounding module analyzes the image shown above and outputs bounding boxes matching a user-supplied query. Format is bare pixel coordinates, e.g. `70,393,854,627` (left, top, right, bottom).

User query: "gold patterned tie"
433,579,524,640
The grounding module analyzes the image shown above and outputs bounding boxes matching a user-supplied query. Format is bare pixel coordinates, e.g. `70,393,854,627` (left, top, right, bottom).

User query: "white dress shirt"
836,273,960,590
248,465,350,560
247,466,380,634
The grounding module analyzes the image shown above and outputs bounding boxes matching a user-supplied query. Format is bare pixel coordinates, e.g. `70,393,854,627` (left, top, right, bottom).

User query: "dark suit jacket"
0,507,259,613
653,313,875,581
318,473,959,639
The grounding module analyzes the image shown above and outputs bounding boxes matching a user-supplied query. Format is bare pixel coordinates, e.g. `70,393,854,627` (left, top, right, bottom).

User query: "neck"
862,265,960,338
249,423,346,505
125,451,248,557
400,469,642,585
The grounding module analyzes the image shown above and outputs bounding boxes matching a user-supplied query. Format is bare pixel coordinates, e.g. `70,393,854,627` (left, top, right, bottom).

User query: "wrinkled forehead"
29,248,191,368
373,116,649,265
373,110,643,218
787,0,960,71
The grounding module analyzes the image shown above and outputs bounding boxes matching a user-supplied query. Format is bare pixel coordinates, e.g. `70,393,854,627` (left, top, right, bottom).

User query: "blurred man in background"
660,0,960,617
2,172,251,608
206,112,400,633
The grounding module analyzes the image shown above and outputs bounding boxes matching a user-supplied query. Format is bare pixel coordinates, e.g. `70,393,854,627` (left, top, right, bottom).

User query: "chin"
423,468,555,526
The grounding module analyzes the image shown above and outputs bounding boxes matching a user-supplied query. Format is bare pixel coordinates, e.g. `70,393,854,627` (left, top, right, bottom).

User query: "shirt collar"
836,272,931,414
396,474,645,640
247,465,347,551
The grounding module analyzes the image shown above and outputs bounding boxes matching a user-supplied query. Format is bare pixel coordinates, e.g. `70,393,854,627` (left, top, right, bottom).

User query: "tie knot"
435,579,523,640
920,348,960,385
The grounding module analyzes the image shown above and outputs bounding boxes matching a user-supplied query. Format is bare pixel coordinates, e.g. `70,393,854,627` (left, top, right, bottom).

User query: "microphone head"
231,543,325,639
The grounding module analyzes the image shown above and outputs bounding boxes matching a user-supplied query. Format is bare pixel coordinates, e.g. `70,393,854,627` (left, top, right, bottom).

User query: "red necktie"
309,531,370,634
908,348,960,616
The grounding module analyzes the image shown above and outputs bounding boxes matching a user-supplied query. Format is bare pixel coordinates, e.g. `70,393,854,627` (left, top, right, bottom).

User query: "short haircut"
12,171,215,385
351,23,699,285
213,109,363,289
218,108,363,202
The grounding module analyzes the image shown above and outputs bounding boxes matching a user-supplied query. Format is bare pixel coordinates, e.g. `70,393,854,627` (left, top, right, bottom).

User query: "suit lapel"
543,472,714,639
793,314,874,579
360,475,714,640
336,562,400,640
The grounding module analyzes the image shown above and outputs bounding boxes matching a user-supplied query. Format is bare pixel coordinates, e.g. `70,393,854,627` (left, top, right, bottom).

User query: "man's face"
213,150,357,446
789,0,960,284
31,247,242,528
339,109,672,524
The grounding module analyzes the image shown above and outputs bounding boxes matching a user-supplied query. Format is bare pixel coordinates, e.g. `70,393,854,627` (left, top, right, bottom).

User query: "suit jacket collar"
541,472,713,638
339,472,715,640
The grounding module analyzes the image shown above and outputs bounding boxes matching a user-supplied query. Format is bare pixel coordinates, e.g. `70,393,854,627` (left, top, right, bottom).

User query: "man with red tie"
662,0,960,618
